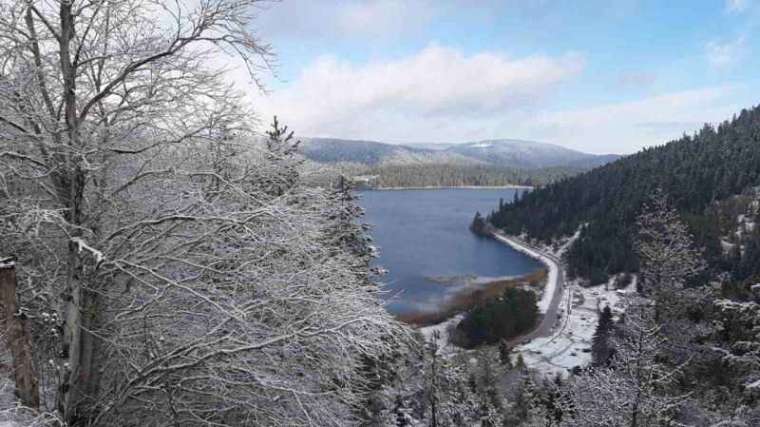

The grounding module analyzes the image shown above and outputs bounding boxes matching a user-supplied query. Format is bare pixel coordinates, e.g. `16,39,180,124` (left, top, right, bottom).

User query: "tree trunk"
0,257,40,409
429,348,438,427
57,2,96,423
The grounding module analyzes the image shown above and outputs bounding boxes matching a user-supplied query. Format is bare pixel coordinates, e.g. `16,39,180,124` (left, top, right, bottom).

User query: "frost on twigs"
635,188,705,295
0,0,410,423
70,238,104,266
559,190,705,426
558,295,689,426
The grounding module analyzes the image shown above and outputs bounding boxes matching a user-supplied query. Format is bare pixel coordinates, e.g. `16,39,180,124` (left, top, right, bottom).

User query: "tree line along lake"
358,188,543,318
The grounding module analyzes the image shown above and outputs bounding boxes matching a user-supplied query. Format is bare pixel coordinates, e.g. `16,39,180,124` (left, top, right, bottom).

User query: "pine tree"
635,189,711,366
426,331,441,427
499,339,513,368
532,375,564,426
559,191,700,426
636,188,705,301
471,211,488,236
591,306,614,366
515,353,527,371
559,297,687,426
263,116,302,197
469,351,505,427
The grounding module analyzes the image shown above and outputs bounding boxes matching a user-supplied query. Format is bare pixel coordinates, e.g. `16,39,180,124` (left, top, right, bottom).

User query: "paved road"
491,232,566,347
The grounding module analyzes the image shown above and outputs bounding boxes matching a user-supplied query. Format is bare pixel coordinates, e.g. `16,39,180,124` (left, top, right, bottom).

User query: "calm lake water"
359,188,542,316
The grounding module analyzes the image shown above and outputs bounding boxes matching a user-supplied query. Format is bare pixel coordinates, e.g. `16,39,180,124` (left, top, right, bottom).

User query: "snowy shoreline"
490,233,559,313
370,185,533,191
417,231,560,354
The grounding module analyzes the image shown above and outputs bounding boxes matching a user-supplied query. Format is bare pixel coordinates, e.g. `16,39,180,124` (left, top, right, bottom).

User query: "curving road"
491,232,566,347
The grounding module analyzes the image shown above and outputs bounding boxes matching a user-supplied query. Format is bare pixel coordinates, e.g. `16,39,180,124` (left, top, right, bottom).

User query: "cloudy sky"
240,0,760,154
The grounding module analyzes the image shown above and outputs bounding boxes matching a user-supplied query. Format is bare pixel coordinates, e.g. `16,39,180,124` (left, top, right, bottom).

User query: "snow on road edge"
491,233,558,313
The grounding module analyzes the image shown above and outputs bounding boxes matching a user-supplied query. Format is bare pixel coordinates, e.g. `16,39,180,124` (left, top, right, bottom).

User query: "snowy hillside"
301,137,620,169
444,139,618,169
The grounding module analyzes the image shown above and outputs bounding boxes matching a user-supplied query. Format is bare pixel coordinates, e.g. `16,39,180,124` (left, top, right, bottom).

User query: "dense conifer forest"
309,162,588,189
488,105,760,286
367,163,581,188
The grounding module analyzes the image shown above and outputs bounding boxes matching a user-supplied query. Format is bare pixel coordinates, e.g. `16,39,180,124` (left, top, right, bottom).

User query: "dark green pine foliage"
488,105,760,283
532,375,564,426
470,211,489,236
734,225,760,282
454,288,538,348
367,163,581,188
263,116,302,197
591,306,615,366
498,339,513,368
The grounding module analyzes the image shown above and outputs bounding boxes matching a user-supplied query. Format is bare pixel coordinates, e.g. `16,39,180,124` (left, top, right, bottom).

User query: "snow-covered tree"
559,296,687,426
635,189,713,368
635,188,705,316
560,191,702,426
0,1,409,424
367,336,519,427
711,298,760,398
591,306,615,367
468,350,505,427
524,374,564,427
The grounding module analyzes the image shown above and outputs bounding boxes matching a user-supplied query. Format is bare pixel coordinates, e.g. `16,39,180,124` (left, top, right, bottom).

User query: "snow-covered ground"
418,228,588,364
516,275,637,377
418,314,465,356
536,228,582,258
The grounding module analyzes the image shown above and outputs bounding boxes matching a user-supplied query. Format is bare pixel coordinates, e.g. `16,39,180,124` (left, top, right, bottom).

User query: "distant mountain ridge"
301,137,619,170
443,139,617,169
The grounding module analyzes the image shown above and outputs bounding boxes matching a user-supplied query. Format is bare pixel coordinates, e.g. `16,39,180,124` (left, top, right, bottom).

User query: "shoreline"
489,231,569,350
369,185,534,191
490,232,560,313
405,232,560,330
416,228,572,358
400,269,548,327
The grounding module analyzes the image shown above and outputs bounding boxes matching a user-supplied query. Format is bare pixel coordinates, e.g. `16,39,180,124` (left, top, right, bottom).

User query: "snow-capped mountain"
300,138,482,166
442,139,617,169
301,137,620,170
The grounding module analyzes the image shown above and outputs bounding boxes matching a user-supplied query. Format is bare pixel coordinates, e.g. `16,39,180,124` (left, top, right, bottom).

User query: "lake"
359,188,542,316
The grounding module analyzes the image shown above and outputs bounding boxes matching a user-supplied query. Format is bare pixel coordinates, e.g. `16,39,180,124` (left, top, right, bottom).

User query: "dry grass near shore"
397,269,547,327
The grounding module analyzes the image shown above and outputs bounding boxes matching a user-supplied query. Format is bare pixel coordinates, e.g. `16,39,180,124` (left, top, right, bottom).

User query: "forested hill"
301,138,620,188
301,137,619,169
489,105,760,285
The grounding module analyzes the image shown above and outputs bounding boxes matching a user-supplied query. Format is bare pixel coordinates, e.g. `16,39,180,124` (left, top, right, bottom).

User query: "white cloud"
528,85,748,153
255,0,435,41
726,0,751,13
255,45,585,138
242,48,749,155
336,0,434,37
705,36,748,69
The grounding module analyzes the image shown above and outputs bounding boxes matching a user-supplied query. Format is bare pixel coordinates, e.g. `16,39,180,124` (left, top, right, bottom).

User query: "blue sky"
244,0,760,154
